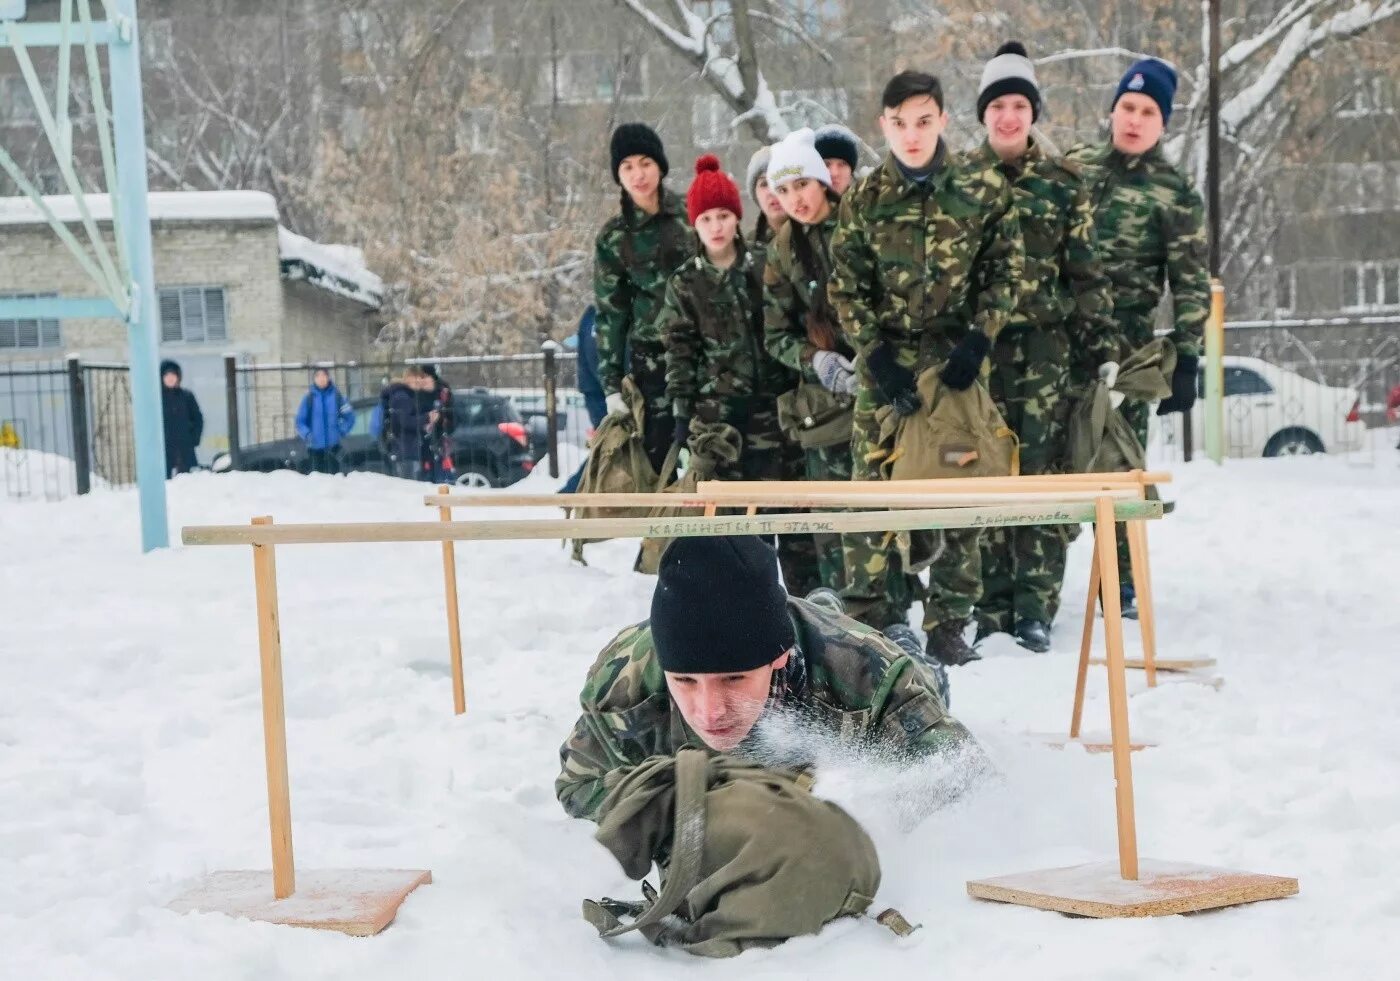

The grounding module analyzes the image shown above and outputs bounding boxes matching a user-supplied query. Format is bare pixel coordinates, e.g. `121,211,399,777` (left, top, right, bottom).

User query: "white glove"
605,392,627,417
812,350,855,394
1099,361,1125,408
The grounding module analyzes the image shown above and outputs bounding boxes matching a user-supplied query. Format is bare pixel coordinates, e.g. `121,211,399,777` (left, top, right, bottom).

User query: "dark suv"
210,389,535,487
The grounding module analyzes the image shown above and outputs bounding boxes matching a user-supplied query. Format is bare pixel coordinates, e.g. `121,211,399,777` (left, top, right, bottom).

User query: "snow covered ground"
2,452,1397,979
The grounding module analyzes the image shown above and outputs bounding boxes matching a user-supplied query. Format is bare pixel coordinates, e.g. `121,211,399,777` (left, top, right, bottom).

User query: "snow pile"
0,446,109,501
1,455,1398,978
278,227,384,309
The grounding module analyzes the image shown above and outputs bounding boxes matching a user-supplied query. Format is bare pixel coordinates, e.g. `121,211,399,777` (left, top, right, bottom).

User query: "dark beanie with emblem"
650,536,795,674
977,40,1041,122
610,122,669,184
1113,57,1178,126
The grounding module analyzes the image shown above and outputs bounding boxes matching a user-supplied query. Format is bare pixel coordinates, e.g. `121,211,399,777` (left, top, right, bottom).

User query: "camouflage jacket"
762,209,853,385
556,597,972,822
659,242,795,420
1064,141,1209,356
593,189,695,393
829,147,1023,364
962,139,1120,375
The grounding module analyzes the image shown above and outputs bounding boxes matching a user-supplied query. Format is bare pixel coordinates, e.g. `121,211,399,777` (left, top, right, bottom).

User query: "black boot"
1120,585,1139,621
884,623,951,708
973,615,1009,646
926,618,981,667
1013,618,1051,653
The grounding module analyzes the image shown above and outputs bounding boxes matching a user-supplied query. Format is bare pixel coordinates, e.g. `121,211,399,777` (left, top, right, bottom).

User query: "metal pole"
542,340,560,478
1207,0,1222,278
224,353,241,471
66,355,91,495
107,0,169,549
1200,0,1224,466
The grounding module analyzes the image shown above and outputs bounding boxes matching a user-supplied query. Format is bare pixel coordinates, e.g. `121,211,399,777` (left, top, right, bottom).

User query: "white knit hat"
745,145,773,202
977,41,1041,122
765,128,832,190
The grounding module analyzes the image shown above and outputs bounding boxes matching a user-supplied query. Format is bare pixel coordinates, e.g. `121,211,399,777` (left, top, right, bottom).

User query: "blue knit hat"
1113,58,1177,126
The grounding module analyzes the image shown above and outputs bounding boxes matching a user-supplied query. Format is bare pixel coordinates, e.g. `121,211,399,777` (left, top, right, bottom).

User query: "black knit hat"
977,41,1042,123
159,359,182,380
650,536,795,674
813,124,859,170
610,123,669,184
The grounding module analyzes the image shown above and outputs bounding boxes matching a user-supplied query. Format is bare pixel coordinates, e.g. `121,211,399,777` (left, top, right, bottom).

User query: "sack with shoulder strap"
633,420,743,575
1066,338,1177,477
570,378,681,563
777,383,855,449
583,748,882,958
874,366,1019,481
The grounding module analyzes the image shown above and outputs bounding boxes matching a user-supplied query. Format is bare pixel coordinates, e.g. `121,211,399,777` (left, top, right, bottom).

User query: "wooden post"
1126,521,1159,687
1093,498,1139,880
703,503,717,518
251,516,295,899
1070,547,1100,740
438,486,466,716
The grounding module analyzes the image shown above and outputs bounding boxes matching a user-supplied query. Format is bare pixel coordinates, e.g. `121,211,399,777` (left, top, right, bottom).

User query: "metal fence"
0,358,134,501
226,347,590,482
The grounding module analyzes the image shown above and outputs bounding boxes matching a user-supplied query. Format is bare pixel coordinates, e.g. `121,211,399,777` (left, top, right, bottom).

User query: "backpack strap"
583,748,709,943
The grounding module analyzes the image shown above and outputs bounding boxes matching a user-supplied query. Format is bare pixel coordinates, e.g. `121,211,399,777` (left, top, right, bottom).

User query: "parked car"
490,388,595,458
210,390,535,486
1156,356,1366,458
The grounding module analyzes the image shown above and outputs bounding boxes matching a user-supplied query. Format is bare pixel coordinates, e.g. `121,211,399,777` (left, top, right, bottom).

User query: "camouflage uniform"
659,241,793,482
829,147,1023,631
1066,141,1209,587
594,189,695,472
960,139,1120,632
762,209,880,595
556,597,974,823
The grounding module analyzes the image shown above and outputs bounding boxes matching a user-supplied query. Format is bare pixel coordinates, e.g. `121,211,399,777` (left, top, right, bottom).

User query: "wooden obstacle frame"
171,479,1291,931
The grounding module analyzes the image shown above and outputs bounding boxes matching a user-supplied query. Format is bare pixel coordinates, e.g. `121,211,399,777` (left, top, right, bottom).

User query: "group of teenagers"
588,43,1208,672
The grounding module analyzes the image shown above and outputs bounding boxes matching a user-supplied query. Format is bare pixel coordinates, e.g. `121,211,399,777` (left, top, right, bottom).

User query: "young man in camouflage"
594,123,694,473
659,155,791,484
964,43,1121,653
556,536,976,824
1066,58,1209,616
829,70,1023,667
761,129,872,596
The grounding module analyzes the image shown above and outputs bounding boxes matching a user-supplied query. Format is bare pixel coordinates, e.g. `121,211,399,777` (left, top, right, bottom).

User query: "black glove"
673,415,691,446
1156,354,1200,416
866,343,921,417
938,330,991,392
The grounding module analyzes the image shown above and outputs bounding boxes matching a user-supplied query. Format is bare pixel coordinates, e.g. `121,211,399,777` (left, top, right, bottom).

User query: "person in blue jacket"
562,305,607,493
295,367,355,474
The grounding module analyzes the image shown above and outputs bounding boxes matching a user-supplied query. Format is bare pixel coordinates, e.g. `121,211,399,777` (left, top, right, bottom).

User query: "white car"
491,388,594,448
1155,355,1366,458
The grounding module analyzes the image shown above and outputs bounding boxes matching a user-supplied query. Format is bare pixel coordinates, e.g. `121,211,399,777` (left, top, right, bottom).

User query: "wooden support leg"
251,516,295,899
704,503,717,518
438,486,466,716
1127,521,1159,687
1093,498,1139,880
1070,545,1100,740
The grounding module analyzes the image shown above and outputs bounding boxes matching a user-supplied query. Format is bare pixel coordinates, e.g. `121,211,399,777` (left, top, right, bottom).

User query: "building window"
1,76,37,125
778,87,849,129
0,293,61,350
1338,76,1394,118
693,94,733,148
1341,261,1400,312
1274,267,1295,315
458,108,498,155
159,286,228,343
539,52,646,104
141,18,175,69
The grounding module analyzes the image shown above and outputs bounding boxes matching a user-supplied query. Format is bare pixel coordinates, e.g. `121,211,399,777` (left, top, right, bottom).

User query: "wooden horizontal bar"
183,500,1163,548
425,488,1140,510
698,471,1171,496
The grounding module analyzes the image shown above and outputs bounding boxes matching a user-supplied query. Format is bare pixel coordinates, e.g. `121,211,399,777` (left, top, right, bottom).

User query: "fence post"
1204,280,1226,464
66,355,92,495
541,340,560,478
224,353,241,471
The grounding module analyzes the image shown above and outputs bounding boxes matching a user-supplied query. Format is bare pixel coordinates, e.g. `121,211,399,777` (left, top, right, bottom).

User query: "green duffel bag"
875,366,1019,481
584,748,882,958
777,382,855,450
1066,337,1177,476
633,420,742,575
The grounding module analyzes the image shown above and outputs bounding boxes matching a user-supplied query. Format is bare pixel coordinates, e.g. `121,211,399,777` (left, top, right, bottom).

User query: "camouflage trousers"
978,326,1073,630
804,439,853,591
628,343,676,476
841,350,963,632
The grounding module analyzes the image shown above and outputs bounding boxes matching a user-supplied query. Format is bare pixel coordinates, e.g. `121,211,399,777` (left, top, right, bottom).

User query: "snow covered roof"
0,189,280,224
0,190,382,310
278,227,383,309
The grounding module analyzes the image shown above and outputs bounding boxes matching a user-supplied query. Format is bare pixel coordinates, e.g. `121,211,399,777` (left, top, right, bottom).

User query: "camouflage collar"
969,136,1044,175
1107,141,1166,172
627,187,686,228
691,238,754,280
876,143,952,205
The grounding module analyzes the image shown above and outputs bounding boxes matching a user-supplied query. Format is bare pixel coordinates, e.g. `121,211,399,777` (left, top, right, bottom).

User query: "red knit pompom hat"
686,154,743,225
